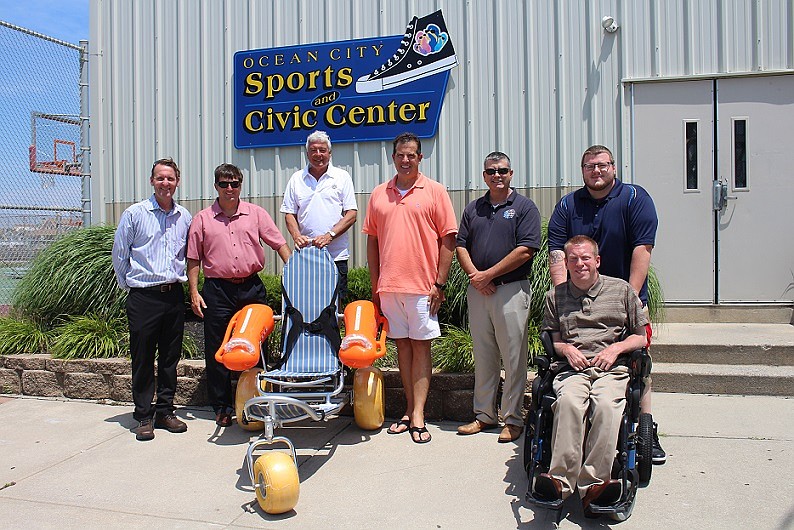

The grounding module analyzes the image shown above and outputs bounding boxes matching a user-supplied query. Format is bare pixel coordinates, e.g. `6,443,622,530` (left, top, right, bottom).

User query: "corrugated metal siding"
91,0,794,265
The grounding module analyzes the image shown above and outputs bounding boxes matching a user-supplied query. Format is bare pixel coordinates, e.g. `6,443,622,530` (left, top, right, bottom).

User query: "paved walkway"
0,393,792,529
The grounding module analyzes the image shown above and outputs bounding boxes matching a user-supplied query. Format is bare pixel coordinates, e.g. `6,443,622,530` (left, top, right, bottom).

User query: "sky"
0,0,89,212
0,0,88,44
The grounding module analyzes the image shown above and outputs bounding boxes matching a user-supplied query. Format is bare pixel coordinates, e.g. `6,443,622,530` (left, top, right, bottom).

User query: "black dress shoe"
215,412,233,427
534,473,563,501
154,413,187,433
135,419,155,441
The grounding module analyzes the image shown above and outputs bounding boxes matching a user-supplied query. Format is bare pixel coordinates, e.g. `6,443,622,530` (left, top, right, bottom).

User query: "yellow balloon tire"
253,452,300,514
353,366,385,430
236,368,264,431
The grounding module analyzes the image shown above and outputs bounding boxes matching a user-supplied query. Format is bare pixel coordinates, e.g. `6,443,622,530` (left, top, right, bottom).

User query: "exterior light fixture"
602,15,619,33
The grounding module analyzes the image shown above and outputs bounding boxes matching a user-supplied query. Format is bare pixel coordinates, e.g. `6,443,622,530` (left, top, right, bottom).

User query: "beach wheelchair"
215,246,388,514
524,331,653,521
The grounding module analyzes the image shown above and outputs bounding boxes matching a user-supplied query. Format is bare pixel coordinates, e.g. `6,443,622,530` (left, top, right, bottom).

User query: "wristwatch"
328,230,337,239
434,281,446,291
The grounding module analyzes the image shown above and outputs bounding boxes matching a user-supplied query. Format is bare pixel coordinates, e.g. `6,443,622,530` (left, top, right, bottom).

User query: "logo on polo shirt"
503,209,516,219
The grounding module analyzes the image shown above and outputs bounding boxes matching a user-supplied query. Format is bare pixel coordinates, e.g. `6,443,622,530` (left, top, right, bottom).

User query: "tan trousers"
467,280,530,427
549,366,629,499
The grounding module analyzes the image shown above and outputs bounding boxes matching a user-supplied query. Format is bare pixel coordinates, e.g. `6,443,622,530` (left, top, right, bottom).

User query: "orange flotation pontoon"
215,304,275,371
339,300,388,369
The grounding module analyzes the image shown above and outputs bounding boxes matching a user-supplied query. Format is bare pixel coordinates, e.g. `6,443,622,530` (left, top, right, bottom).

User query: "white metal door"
631,75,794,303
716,75,794,302
631,80,715,303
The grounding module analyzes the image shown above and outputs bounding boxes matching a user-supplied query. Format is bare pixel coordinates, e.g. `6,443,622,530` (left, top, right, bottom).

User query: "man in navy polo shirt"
456,151,541,443
547,144,666,464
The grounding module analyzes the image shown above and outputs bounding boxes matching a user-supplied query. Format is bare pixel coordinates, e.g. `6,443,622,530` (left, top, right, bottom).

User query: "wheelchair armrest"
539,330,555,357
535,354,550,372
630,348,652,379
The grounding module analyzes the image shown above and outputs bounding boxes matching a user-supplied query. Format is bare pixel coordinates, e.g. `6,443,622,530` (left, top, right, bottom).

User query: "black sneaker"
135,419,155,441
652,422,666,464
356,9,458,93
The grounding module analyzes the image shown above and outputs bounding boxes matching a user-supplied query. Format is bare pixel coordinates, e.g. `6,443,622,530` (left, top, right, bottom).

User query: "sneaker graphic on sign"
356,10,458,94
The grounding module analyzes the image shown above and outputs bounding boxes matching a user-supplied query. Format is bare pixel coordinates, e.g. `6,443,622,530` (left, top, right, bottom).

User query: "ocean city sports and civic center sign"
233,10,458,148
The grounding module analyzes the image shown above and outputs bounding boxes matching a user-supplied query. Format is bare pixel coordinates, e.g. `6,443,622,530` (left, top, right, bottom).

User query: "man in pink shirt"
187,163,291,427
363,132,458,444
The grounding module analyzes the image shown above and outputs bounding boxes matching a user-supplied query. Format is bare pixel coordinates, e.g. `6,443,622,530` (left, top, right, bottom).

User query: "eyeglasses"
216,180,241,189
582,162,613,172
485,167,511,176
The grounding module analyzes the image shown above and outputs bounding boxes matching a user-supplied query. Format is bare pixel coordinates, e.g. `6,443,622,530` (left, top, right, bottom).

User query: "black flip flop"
387,418,410,434
409,425,431,444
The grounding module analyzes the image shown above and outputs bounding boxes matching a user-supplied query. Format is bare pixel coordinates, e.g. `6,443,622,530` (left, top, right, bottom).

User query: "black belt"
134,283,179,292
212,274,257,285
493,278,520,286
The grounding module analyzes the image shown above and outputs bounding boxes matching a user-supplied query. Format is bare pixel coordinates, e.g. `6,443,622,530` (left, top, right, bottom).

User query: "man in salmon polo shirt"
362,132,458,444
187,163,291,427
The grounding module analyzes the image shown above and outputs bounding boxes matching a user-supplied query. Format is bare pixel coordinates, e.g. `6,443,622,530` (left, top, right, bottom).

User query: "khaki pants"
549,366,629,499
467,280,530,427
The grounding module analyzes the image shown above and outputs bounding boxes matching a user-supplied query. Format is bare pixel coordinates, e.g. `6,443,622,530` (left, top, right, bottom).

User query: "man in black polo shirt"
456,152,541,443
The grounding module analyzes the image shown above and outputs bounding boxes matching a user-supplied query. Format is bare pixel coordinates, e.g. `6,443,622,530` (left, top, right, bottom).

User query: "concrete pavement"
0,392,792,529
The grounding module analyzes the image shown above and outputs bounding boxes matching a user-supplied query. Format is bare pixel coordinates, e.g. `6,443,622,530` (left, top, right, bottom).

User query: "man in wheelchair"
528,235,650,518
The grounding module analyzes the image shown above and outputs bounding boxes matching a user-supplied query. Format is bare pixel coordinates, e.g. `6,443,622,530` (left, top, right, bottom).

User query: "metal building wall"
90,0,794,268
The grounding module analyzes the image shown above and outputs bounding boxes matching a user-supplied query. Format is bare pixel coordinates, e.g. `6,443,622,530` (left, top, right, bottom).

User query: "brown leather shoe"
135,419,155,441
534,473,563,501
498,424,523,443
154,413,187,433
215,412,233,427
582,479,622,516
457,419,498,435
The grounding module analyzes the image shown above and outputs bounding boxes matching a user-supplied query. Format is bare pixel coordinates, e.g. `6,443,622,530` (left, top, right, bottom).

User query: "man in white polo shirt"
281,131,358,302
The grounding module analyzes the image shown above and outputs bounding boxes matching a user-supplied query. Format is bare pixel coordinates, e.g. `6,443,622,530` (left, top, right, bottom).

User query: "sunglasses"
216,180,241,189
485,167,511,176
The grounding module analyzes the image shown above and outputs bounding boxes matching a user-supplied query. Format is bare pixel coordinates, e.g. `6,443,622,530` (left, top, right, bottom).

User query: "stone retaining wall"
0,354,532,422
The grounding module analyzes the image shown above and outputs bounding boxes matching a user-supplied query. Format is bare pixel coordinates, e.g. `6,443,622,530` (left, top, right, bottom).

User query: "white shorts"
379,292,441,340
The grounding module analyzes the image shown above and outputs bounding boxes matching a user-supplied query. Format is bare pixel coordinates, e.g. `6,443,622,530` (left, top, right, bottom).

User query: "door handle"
713,180,737,212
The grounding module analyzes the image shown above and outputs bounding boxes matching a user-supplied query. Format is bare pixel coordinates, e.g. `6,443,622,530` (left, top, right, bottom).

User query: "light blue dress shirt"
112,195,192,289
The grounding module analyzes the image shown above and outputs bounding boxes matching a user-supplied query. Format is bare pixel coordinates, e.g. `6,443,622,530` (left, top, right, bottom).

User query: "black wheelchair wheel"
523,409,539,475
637,412,654,486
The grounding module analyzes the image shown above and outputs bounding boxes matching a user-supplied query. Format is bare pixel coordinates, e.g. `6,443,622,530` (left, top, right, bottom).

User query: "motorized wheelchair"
524,330,654,521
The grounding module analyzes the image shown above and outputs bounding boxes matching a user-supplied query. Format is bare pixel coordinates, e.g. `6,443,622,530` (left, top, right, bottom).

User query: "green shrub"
438,257,469,328
181,332,201,360
12,226,126,324
431,325,474,372
373,339,398,369
258,273,283,313
0,317,50,355
346,266,372,304
647,266,665,325
49,314,128,359
529,218,552,329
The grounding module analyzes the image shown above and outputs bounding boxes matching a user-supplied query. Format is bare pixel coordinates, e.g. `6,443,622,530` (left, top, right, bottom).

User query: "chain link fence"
0,21,87,311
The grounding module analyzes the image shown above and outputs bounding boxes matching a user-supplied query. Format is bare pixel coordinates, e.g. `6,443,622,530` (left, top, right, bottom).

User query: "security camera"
601,15,619,33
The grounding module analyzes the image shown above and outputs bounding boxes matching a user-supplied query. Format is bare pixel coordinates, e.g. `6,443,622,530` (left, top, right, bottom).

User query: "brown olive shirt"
542,275,648,360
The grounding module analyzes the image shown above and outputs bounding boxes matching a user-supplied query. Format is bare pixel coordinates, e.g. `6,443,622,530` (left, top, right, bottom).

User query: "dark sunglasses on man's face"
216,180,241,189
485,167,510,176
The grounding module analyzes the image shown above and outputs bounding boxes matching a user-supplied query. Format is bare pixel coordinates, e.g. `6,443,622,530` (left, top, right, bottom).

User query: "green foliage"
647,266,665,325
49,314,128,359
431,325,475,372
529,218,552,328
346,266,372,304
0,317,50,355
438,257,469,328
12,226,126,324
258,273,283,313
373,339,398,370
181,332,201,360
